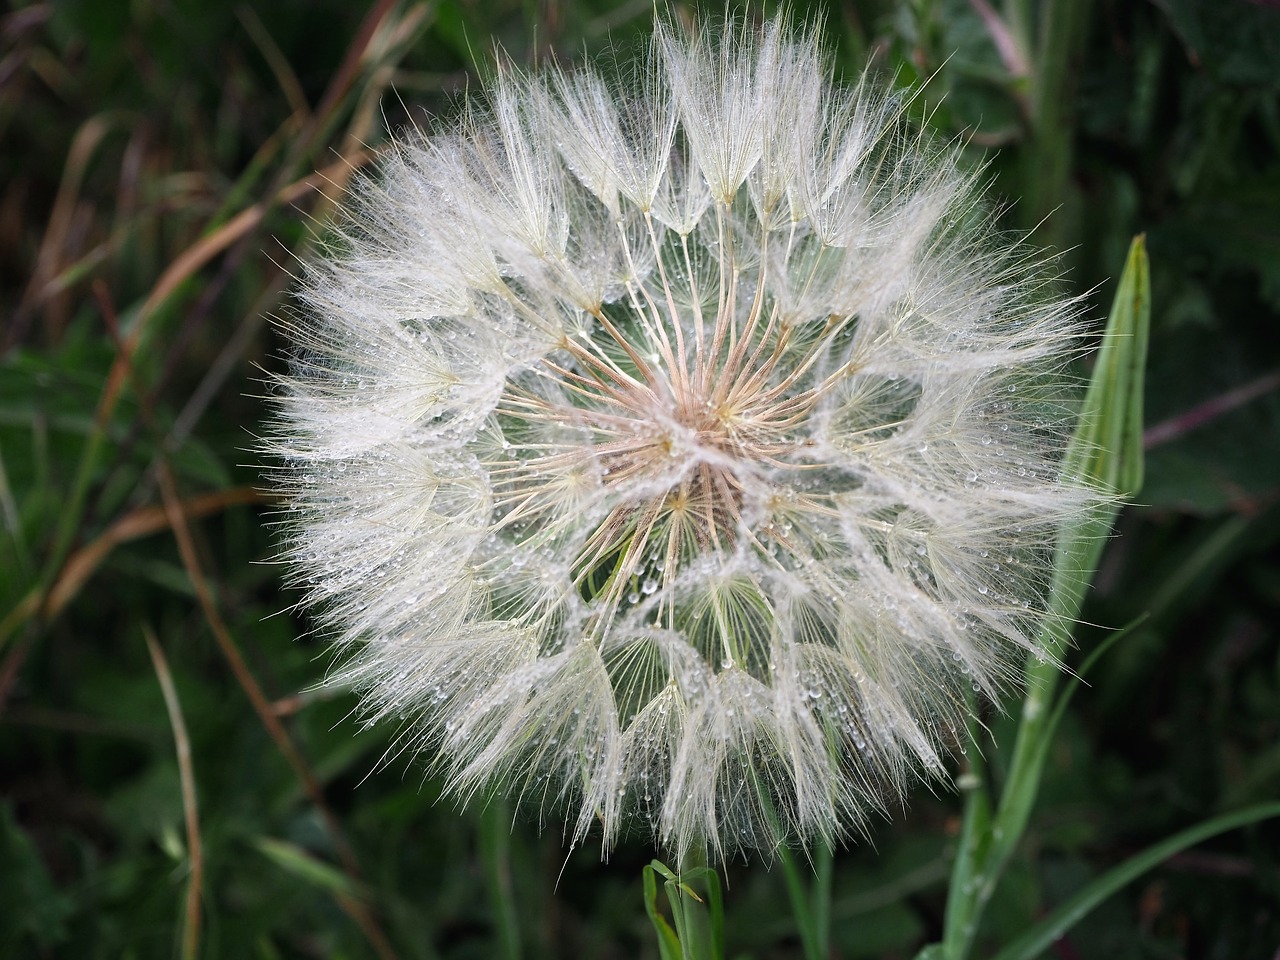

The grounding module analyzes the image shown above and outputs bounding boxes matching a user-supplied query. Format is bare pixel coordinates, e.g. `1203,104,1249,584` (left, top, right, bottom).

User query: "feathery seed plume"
267,14,1106,862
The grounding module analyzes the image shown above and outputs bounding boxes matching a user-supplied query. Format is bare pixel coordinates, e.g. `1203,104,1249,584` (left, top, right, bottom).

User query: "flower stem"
778,840,834,960
479,801,523,960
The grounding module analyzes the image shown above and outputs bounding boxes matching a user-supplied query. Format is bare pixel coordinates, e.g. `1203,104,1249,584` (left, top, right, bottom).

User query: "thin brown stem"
156,463,399,960
1143,368,1280,450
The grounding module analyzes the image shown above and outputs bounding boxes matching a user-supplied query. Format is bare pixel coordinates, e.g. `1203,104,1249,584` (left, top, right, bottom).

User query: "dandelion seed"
265,13,1107,863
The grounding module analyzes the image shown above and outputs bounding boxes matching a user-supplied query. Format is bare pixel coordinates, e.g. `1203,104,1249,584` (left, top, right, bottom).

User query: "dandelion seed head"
266,13,1106,863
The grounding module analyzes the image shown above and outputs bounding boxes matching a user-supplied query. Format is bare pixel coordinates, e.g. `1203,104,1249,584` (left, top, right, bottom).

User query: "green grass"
3,1,1279,957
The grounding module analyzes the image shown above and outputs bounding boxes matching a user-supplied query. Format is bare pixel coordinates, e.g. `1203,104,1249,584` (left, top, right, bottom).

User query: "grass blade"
643,862,684,960
143,626,203,960
933,235,1151,960
991,803,1280,960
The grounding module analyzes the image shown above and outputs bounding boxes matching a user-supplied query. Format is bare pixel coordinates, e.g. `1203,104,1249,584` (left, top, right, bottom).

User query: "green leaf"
674,865,725,960
929,235,1153,960
641,859,724,960
251,836,369,901
1065,234,1150,502
643,862,684,960
990,802,1280,960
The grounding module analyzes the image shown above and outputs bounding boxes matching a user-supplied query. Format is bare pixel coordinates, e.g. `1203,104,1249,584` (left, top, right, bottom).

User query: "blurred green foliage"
2,0,1278,957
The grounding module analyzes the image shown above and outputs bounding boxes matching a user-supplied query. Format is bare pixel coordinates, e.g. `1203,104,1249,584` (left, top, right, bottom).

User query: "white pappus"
265,13,1108,864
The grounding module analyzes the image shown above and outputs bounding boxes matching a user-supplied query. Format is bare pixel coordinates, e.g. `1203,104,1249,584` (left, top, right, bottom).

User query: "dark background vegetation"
2,0,1278,957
